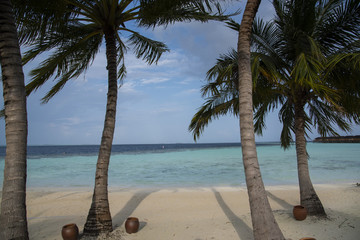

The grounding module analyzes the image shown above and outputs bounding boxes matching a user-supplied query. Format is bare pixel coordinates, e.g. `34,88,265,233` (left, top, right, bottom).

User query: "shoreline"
17,181,358,192
3,183,358,239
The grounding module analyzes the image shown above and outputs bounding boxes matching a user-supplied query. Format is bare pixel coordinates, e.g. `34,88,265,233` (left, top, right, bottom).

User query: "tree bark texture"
294,101,326,217
237,0,285,239
83,30,118,236
0,0,29,239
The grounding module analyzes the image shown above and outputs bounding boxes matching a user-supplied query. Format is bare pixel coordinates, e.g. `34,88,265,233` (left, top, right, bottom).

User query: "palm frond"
278,101,295,149
253,73,284,136
315,0,360,54
189,93,238,141
138,0,233,27
251,18,280,54
67,0,107,26
203,49,238,97
251,52,287,86
128,32,169,64
254,102,273,136
25,25,103,100
308,98,352,136
225,18,239,32
40,72,72,103
13,0,78,45
291,53,323,87
117,62,127,83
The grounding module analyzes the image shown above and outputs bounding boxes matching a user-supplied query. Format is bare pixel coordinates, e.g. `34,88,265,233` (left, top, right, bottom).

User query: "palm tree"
0,1,77,238
23,0,227,236
190,0,360,217
0,0,29,239
236,0,285,239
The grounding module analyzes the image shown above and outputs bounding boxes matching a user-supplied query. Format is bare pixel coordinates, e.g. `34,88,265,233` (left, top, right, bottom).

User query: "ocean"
0,142,359,189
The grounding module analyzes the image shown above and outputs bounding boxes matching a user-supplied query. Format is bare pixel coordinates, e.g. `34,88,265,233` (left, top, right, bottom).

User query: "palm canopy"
22,0,227,102
190,0,360,148
23,0,163,102
138,0,228,26
12,0,76,45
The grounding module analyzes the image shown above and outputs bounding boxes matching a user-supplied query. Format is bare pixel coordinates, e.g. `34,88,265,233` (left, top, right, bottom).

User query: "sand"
13,184,360,239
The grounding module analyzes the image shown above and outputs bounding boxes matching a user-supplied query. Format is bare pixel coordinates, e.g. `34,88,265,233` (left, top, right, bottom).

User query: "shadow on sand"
112,190,154,230
266,191,293,215
212,189,253,240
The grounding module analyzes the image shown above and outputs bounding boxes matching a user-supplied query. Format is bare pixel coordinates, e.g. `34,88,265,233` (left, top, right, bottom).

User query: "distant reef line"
313,135,360,143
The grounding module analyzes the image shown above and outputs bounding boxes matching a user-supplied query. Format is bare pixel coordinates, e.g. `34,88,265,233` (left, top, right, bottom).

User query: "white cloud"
62,117,82,126
179,88,199,95
119,81,139,93
140,78,170,85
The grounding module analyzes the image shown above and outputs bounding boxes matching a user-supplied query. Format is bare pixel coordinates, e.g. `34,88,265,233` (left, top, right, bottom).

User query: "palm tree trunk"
237,1,285,239
0,0,29,239
294,102,326,217
83,30,118,236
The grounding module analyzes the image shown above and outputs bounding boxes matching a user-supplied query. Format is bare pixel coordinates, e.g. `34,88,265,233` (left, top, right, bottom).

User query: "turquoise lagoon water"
0,143,359,189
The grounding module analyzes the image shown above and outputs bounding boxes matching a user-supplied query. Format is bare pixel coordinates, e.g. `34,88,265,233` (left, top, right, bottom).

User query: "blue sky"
1,0,359,145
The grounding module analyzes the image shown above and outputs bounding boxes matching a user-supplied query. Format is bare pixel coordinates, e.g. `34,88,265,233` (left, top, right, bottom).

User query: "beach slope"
5,184,359,239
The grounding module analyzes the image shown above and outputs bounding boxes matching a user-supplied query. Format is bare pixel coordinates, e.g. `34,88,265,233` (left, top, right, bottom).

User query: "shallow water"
0,142,359,189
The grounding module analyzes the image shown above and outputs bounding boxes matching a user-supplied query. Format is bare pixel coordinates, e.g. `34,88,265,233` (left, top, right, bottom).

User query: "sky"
1,0,360,146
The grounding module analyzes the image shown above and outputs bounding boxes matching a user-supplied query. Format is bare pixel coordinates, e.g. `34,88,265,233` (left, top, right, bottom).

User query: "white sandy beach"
9,183,360,239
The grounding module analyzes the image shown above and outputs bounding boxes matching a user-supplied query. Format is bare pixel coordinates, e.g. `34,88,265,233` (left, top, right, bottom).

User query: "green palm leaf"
191,0,360,150
128,32,169,64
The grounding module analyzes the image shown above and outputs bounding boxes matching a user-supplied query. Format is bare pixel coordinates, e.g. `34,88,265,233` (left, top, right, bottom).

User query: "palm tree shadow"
112,190,154,230
266,191,293,210
212,189,253,240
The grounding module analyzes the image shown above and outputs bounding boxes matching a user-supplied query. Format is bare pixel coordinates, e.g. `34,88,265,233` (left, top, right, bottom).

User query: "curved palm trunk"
237,1,285,239
83,30,118,236
294,102,326,217
0,0,29,239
